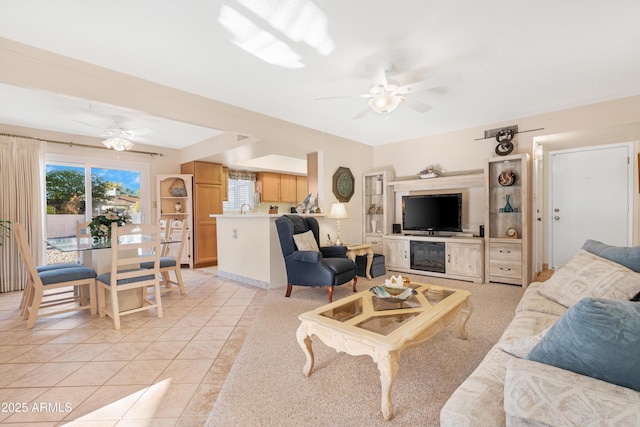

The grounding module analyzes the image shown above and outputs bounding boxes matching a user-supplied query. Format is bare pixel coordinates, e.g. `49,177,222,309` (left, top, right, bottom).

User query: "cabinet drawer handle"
499,267,512,271
499,250,511,253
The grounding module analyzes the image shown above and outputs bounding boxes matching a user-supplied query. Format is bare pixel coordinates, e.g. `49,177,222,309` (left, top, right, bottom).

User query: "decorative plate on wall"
332,167,355,202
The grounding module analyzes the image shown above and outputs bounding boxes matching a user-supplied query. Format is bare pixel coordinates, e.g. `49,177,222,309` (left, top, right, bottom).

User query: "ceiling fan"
317,62,460,119
75,119,154,151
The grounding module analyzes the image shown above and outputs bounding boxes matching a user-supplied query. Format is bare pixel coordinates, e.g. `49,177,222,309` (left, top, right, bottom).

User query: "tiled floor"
0,267,266,426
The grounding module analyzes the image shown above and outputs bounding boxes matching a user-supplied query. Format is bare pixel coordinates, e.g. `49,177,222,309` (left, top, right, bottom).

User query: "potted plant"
0,219,10,246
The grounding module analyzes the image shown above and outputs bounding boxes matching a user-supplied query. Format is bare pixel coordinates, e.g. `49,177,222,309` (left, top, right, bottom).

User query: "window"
45,154,149,239
223,170,256,212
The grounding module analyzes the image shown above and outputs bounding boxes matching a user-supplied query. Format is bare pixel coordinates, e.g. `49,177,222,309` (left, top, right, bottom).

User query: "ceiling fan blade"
314,95,359,101
403,97,433,113
364,63,389,87
73,119,104,130
396,74,462,95
128,128,154,137
353,106,371,119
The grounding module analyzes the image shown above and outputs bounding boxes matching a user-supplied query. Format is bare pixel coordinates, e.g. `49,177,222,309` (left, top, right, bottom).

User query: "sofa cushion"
498,326,551,359
582,239,640,272
527,297,640,392
538,249,640,308
504,358,640,426
515,282,567,316
293,230,319,252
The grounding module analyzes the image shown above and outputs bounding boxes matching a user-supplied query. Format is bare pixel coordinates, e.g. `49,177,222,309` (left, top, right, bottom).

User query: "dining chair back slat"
141,219,187,295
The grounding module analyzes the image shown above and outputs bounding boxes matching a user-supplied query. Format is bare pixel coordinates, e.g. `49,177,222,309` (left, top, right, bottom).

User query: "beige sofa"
441,257,640,426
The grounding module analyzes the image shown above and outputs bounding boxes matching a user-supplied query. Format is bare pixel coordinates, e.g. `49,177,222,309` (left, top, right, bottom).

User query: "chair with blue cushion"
141,219,187,295
14,223,97,328
96,222,163,329
275,215,357,302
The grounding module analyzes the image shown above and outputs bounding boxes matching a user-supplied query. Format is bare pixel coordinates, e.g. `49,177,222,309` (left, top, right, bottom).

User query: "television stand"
382,234,484,283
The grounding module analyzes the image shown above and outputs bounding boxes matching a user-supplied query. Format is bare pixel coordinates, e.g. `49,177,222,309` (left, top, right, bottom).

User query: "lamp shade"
328,202,348,219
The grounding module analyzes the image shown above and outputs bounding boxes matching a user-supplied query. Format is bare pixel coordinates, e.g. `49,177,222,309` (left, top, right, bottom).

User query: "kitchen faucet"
240,203,251,214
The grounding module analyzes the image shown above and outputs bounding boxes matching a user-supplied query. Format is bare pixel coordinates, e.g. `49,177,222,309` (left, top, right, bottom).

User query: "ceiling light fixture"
367,83,404,114
102,128,134,151
102,136,134,151
368,93,403,114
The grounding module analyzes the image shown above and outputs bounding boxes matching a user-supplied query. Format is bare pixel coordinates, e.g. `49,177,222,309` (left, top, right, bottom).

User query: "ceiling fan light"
368,94,403,114
102,136,134,151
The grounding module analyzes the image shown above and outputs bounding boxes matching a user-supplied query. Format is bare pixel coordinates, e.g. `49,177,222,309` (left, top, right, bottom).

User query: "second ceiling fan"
319,62,460,119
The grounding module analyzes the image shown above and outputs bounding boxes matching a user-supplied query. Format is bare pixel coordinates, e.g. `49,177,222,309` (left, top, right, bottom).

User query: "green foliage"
46,169,86,214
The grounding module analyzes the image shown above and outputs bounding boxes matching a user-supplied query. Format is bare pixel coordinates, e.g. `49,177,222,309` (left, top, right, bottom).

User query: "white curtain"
0,135,45,292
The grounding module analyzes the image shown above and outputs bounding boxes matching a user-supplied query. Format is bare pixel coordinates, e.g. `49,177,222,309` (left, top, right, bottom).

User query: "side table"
345,244,374,280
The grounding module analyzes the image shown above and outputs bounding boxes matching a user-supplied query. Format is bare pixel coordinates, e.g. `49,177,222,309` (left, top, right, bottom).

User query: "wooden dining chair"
141,219,187,295
96,222,163,329
14,223,97,328
76,220,92,239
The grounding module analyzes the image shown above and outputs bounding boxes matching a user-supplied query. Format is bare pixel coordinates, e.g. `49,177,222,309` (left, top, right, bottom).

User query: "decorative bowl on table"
369,275,417,301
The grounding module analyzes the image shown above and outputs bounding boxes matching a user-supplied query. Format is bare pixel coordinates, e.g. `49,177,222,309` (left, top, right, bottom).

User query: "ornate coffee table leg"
365,248,373,280
377,351,400,420
296,323,315,376
457,298,473,340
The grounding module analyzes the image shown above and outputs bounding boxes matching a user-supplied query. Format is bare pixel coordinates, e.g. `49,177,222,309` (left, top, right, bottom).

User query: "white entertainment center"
374,154,530,286
383,234,484,283
381,172,486,283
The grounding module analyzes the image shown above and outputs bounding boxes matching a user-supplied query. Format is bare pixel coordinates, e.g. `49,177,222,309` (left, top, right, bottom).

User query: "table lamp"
328,202,348,245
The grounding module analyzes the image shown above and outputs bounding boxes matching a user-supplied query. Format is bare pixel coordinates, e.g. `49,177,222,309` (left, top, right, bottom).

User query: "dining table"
46,234,181,311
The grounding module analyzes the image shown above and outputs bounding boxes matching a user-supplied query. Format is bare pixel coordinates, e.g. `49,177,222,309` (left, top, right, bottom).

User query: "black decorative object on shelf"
495,128,515,156
503,194,514,213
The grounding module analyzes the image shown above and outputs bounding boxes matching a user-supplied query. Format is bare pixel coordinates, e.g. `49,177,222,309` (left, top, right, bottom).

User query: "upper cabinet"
257,172,307,203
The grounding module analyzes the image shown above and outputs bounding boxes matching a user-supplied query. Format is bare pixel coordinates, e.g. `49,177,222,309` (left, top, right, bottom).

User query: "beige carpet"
206,274,524,427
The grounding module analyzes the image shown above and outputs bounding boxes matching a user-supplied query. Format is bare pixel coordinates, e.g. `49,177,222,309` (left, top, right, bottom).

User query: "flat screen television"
402,193,462,234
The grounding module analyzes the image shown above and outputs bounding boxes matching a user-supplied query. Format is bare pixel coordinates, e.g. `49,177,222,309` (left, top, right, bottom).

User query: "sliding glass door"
45,155,150,239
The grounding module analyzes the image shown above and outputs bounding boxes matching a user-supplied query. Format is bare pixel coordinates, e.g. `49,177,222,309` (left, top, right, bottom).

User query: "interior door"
549,143,631,268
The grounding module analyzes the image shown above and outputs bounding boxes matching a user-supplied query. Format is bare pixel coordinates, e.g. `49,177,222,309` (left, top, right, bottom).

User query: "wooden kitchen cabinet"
257,172,307,203
280,174,297,202
256,172,280,202
296,175,308,202
181,161,224,267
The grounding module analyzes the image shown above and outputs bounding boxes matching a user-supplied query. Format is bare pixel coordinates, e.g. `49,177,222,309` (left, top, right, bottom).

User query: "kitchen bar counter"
210,213,325,289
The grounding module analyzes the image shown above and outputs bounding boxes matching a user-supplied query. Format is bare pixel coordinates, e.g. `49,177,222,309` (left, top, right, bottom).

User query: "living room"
1,2,640,425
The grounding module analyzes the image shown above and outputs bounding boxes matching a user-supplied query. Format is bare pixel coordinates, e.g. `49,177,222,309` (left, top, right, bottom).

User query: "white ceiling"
1,0,640,148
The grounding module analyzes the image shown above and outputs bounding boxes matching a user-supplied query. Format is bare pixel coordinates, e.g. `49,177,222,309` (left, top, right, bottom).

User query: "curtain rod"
0,132,165,157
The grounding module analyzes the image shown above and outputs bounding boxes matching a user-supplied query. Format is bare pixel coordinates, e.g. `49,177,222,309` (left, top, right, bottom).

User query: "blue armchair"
275,215,357,302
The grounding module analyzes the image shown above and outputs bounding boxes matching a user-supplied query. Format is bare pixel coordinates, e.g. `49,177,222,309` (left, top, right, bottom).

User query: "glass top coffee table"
296,282,472,421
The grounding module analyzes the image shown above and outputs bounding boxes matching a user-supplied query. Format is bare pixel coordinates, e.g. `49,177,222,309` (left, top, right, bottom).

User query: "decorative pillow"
538,249,640,308
527,297,640,392
498,326,551,359
293,230,319,252
582,239,640,272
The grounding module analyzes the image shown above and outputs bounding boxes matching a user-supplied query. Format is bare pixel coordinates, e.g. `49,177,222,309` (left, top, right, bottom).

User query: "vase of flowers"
89,209,130,242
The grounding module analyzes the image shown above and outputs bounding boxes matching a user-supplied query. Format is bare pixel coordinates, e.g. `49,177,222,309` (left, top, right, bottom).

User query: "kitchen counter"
210,213,325,289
